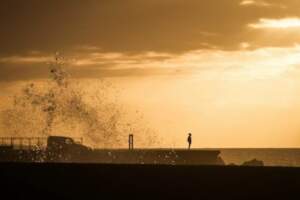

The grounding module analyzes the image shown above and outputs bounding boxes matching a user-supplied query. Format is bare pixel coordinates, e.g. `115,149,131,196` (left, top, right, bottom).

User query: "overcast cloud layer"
1,0,300,82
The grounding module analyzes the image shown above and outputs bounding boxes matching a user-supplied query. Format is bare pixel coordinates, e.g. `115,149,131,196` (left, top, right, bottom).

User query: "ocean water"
219,149,300,167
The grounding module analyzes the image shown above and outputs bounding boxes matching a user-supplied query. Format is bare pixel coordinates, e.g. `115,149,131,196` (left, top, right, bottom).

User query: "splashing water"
1,54,159,148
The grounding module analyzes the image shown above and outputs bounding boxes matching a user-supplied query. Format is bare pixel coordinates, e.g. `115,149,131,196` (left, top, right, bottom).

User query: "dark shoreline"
1,163,300,199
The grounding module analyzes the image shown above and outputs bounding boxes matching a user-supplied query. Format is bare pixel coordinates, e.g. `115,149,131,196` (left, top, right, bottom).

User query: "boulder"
242,159,264,167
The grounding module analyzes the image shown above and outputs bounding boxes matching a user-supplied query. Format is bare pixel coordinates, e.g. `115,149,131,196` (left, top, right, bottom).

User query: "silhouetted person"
187,133,192,149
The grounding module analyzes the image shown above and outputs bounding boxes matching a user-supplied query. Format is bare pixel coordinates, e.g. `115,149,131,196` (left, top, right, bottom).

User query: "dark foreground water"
219,149,300,167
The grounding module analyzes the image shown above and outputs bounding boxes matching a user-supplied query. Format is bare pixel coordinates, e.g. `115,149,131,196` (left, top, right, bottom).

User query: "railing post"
20,138,23,150
37,138,41,148
28,138,32,149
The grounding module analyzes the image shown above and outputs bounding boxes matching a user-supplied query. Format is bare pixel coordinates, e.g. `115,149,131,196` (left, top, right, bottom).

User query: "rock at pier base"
242,159,264,167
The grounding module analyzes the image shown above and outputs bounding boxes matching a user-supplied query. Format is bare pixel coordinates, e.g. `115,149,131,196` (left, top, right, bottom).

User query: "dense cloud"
0,0,299,55
1,0,300,82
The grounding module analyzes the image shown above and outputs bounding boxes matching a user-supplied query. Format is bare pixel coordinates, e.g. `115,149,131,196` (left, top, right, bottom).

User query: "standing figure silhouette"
187,133,192,149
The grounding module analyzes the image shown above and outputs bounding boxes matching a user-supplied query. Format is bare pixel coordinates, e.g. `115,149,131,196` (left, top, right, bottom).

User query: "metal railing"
0,137,83,150
0,137,47,150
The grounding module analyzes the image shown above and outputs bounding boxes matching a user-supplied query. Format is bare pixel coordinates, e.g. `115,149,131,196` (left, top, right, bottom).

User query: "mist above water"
1,54,159,148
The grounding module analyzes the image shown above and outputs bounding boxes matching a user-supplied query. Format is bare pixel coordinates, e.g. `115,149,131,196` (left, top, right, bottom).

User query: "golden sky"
1,0,300,147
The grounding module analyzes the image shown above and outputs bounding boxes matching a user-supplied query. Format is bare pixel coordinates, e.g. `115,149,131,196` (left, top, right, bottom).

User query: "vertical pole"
37,138,41,148
129,134,134,150
28,138,32,149
20,138,23,150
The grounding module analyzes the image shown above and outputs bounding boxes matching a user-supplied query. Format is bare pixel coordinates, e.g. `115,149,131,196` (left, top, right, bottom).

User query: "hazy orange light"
249,18,300,29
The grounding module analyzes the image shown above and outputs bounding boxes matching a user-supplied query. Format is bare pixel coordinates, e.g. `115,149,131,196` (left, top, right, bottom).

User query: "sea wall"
1,163,299,199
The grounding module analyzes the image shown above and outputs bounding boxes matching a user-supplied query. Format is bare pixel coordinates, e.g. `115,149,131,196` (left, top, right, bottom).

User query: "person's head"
188,133,192,136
